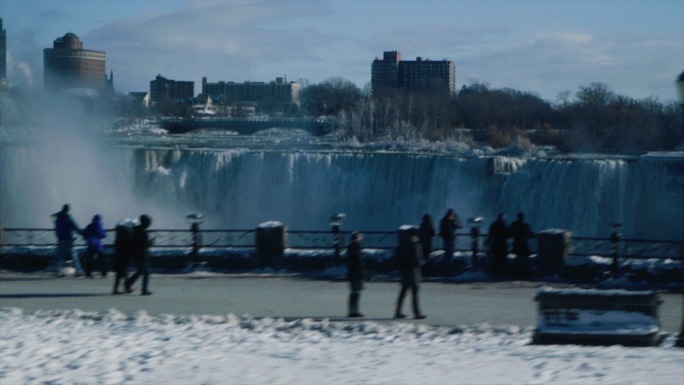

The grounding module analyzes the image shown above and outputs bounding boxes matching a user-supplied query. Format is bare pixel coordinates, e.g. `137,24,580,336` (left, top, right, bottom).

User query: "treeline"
299,78,683,153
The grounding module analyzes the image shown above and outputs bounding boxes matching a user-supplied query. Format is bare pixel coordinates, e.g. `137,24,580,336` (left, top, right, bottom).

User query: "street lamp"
675,71,684,348
329,213,346,264
186,213,203,268
468,216,484,268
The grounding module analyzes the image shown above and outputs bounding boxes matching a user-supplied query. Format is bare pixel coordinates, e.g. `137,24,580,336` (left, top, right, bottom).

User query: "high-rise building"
371,51,401,92
201,76,301,106
0,18,7,80
43,32,111,91
371,51,455,96
150,74,194,103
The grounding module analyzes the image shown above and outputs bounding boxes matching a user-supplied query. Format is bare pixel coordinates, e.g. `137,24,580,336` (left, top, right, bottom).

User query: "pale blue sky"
1,0,682,102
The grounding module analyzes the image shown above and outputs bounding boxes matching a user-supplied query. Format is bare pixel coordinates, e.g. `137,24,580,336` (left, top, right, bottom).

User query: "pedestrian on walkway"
125,214,154,295
510,212,535,278
82,214,107,278
418,214,436,266
52,204,84,277
394,227,426,320
112,219,135,294
439,209,462,268
487,213,510,278
346,231,366,318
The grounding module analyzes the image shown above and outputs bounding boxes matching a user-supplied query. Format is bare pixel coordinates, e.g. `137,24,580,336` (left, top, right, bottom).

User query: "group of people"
345,208,535,318
52,204,154,295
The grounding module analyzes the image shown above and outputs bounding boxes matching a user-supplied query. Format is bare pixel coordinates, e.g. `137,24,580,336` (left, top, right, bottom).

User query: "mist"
0,91,189,230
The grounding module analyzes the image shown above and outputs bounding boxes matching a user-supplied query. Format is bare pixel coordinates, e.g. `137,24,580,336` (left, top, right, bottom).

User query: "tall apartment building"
201,76,301,106
150,74,194,103
371,51,455,96
0,18,6,80
43,32,111,91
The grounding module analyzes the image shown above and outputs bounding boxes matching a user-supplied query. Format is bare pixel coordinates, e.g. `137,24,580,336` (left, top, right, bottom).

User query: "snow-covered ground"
1,307,683,385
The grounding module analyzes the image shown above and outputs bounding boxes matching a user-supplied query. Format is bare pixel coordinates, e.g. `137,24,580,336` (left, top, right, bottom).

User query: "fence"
1,227,681,262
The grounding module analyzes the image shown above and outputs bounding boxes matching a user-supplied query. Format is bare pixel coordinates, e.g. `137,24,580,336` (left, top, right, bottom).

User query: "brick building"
43,32,112,92
201,76,301,106
150,74,194,103
371,51,455,96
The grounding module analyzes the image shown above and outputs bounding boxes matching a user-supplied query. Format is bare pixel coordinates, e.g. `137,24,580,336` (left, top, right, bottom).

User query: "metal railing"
1,227,681,261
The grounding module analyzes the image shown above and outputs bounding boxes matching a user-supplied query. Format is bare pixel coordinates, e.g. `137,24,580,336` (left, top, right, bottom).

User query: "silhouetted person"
125,214,153,295
82,214,107,278
52,204,84,277
394,227,426,320
112,219,135,294
510,212,535,278
439,209,462,268
418,214,436,266
487,213,510,278
346,231,367,318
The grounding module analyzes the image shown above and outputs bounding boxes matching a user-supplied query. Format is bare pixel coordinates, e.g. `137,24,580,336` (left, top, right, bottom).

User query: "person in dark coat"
418,214,436,265
394,227,426,320
112,219,135,294
439,209,462,267
82,214,108,278
487,213,510,277
52,204,84,277
346,231,366,318
125,214,154,295
510,212,535,278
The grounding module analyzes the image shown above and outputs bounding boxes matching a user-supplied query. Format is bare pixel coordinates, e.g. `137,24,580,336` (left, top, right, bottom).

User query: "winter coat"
418,222,436,249
510,219,534,257
439,215,462,240
130,225,152,260
488,218,509,258
395,236,423,270
83,216,107,253
346,240,366,282
54,212,80,241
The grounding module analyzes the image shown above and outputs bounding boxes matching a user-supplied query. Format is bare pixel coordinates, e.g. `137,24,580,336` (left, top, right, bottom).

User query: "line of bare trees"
299,78,683,154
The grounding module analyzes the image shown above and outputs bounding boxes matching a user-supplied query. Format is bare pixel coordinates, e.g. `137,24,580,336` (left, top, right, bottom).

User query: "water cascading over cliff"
132,149,683,239
1,143,681,239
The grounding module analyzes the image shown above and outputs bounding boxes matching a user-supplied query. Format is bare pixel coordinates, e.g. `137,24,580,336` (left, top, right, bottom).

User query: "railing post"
610,222,623,277
329,213,346,265
468,217,483,268
186,214,203,269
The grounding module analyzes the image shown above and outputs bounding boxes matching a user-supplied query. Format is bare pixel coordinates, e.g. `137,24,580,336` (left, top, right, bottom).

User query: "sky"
1,0,683,102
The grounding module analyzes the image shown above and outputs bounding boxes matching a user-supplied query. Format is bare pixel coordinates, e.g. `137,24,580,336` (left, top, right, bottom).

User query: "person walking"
125,214,153,295
346,231,366,318
510,212,535,278
52,204,84,277
487,213,510,278
394,227,426,320
112,219,135,294
418,214,436,267
439,209,462,268
82,214,107,278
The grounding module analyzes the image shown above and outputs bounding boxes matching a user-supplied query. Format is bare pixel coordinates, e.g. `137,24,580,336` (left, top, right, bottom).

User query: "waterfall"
1,143,682,239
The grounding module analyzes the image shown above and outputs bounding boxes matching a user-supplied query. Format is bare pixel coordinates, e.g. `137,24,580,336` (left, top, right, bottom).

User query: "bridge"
158,117,335,136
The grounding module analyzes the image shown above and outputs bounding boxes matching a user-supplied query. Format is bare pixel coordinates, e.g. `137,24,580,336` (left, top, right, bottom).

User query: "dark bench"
532,287,663,346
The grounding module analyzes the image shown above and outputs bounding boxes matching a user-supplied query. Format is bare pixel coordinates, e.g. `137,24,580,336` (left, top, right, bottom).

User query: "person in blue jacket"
52,204,84,277
82,214,108,278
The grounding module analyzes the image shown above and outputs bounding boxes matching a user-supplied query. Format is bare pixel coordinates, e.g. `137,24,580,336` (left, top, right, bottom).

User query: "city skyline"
1,0,682,102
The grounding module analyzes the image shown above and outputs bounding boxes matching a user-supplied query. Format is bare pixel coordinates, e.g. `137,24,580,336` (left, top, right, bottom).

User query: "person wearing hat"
346,231,367,317
125,214,154,295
